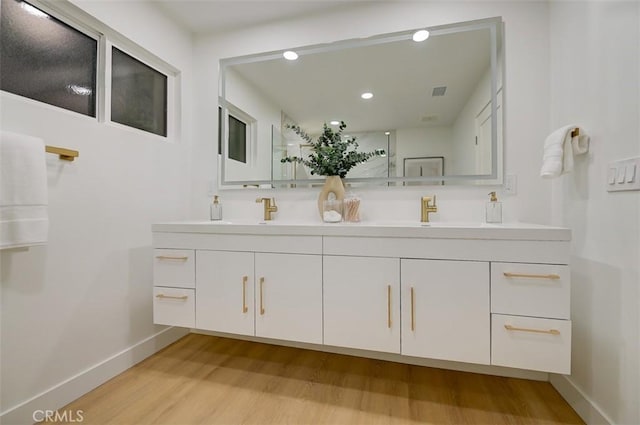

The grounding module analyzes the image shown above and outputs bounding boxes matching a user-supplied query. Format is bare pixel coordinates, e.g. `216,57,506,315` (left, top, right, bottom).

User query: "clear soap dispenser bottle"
485,191,502,224
210,195,222,221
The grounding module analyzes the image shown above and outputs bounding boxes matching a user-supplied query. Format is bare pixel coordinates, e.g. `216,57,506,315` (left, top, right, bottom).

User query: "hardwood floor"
60,334,583,424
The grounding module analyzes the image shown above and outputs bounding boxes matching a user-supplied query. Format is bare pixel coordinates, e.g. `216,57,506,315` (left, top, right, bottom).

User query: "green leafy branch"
281,121,384,178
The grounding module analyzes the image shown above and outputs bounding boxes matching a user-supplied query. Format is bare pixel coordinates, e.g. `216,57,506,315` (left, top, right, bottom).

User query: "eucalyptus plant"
281,121,384,178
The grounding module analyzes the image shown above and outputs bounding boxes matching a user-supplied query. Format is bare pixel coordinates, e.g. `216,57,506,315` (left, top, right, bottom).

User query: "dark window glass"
0,0,97,116
218,106,222,155
111,47,167,137
228,115,246,163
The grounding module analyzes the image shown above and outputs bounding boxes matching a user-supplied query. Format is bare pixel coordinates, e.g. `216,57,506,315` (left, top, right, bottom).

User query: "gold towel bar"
45,145,79,161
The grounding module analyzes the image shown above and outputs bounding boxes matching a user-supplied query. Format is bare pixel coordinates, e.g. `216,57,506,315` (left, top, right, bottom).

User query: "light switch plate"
608,157,640,192
504,174,517,195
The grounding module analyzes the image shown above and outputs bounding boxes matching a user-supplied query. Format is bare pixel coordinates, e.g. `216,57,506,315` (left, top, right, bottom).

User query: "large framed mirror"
219,17,503,188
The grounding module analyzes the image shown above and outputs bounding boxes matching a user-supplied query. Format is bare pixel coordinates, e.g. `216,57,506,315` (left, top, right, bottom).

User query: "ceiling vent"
432,86,447,97
421,115,439,122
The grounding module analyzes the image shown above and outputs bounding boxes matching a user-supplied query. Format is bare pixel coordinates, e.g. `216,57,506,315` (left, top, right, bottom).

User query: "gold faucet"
421,195,437,222
256,197,278,221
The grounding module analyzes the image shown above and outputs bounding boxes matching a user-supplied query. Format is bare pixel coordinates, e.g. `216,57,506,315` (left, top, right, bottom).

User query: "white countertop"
152,220,571,241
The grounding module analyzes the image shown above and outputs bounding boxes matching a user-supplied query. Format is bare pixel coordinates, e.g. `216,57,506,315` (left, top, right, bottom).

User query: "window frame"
0,0,103,119
106,43,174,139
0,0,181,142
219,100,257,167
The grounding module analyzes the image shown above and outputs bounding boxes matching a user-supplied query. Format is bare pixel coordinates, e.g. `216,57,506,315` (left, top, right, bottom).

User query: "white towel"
0,131,48,249
540,125,590,178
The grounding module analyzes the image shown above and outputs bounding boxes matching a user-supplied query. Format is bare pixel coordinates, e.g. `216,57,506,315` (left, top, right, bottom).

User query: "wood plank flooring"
59,334,583,424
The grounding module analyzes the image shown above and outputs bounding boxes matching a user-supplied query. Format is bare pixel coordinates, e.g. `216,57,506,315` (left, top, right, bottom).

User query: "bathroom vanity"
152,221,571,375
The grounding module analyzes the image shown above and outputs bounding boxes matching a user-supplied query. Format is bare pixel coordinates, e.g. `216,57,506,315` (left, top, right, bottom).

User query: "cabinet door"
255,253,322,344
324,256,400,354
401,259,490,365
196,250,255,336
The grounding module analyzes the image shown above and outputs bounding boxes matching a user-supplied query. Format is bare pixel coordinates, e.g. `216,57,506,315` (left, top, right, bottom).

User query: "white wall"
395,127,453,177
548,2,640,424
0,0,193,422
193,1,551,225
225,68,280,182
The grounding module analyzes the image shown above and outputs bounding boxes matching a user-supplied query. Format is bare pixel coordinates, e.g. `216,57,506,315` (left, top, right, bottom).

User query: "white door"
401,259,490,365
196,250,255,336
475,89,502,176
255,253,322,344
324,256,400,354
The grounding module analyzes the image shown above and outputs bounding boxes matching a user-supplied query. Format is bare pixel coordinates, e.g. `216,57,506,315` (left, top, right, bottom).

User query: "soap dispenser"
210,195,222,221
485,191,502,224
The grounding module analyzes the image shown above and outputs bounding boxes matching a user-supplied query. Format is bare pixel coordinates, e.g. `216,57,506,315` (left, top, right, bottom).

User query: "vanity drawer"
153,287,195,328
491,314,571,374
153,249,195,288
491,263,569,319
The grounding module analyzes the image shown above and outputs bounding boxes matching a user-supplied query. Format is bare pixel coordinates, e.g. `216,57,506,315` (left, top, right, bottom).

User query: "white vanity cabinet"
196,250,254,336
400,259,490,365
254,253,322,344
196,250,323,343
323,256,400,353
153,221,571,376
490,262,571,373
152,249,195,327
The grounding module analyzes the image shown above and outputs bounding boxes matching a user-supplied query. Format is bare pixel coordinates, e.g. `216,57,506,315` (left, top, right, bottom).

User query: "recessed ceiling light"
330,120,340,126
283,51,298,60
412,30,430,42
361,92,373,100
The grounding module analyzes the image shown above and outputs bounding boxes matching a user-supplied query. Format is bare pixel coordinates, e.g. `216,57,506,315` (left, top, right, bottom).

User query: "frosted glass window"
0,0,97,116
228,115,247,163
111,47,167,137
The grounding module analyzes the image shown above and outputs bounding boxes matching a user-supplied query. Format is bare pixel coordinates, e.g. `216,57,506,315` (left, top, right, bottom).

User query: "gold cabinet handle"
155,255,188,261
259,277,265,315
504,324,560,335
387,285,392,328
503,272,560,280
410,287,415,331
155,293,188,300
242,276,248,313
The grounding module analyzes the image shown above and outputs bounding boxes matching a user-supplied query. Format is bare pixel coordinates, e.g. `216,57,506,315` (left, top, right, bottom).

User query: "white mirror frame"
219,17,503,188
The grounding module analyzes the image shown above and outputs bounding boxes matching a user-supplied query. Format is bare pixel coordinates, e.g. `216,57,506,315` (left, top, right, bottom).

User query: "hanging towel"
0,131,48,249
540,125,590,178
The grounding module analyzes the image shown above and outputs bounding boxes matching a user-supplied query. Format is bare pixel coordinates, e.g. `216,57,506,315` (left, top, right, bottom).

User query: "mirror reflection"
219,17,503,187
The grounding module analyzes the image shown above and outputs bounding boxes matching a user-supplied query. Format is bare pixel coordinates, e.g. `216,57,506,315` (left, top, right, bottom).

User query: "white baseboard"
192,330,549,381
550,374,613,425
0,327,189,425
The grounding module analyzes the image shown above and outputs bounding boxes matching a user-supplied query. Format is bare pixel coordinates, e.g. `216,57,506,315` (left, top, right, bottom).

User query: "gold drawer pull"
387,285,392,328
410,287,415,331
503,272,560,280
259,277,265,315
155,255,189,261
155,293,188,300
242,276,248,313
504,324,560,335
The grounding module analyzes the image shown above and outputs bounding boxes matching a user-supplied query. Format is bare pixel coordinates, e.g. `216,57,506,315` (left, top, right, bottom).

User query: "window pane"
0,0,97,116
218,106,222,155
228,115,246,163
111,47,167,137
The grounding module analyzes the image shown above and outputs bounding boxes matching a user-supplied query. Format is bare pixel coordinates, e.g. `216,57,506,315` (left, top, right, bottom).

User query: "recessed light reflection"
21,2,49,18
283,51,298,60
361,92,373,100
330,120,340,125
412,29,430,42
66,84,92,96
